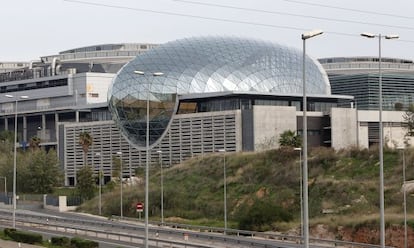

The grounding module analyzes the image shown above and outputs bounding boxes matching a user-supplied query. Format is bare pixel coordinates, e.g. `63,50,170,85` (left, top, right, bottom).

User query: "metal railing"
111,215,393,248
0,210,395,248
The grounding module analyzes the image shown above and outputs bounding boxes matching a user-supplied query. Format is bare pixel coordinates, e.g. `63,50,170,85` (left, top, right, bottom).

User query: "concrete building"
319,57,414,147
0,43,158,185
1,39,412,186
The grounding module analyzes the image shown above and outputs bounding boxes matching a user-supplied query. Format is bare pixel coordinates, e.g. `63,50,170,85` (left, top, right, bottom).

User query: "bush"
70,237,99,248
51,236,71,247
236,198,293,231
3,228,42,244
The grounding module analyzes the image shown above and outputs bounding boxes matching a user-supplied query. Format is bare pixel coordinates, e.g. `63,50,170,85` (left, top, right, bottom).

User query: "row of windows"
184,97,340,113
0,78,68,93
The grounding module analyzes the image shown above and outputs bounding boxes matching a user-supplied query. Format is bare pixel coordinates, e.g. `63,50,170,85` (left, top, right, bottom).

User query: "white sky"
2,0,414,61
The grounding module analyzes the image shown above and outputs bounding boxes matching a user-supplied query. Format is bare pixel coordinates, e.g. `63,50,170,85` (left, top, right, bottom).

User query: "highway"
0,208,390,248
0,208,301,248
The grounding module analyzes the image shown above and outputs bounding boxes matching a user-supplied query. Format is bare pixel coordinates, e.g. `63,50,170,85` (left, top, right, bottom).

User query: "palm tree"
79,131,93,166
278,130,302,148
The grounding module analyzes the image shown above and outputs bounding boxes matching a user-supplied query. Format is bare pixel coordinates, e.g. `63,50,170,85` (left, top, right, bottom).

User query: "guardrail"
0,210,394,248
2,213,290,248
112,215,394,248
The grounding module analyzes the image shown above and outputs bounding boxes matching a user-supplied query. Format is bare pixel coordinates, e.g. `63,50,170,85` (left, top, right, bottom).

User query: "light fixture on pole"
116,151,123,218
361,32,399,248
156,150,164,225
301,29,323,248
5,94,28,229
293,147,303,239
218,148,227,234
134,70,164,248
397,146,407,248
96,152,102,215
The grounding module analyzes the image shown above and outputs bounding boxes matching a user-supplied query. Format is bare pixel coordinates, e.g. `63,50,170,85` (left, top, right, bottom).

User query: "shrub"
4,228,42,244
51,236,71,247
70,237,99,248
236,198,292,231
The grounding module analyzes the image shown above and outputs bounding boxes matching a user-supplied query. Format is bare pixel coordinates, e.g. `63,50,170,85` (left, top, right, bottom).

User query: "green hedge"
3,228,42,244
51,236,71,247
70,237,99,248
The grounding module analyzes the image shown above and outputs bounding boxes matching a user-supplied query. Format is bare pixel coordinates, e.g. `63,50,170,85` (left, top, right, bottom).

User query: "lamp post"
5,94,28,229
156,150,164,225
134,70,164,248
218,149,227,234
294,147,303,239
301,29,323,248
361,32,399,248
116,151,123,218
397,146,407,248
96,152,102,216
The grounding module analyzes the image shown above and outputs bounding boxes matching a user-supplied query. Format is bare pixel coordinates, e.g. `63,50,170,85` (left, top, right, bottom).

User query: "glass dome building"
108,36,331,149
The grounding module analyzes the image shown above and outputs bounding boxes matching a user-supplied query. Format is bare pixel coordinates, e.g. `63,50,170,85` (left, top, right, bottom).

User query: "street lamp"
361,32,399,248
397,146,407,248
96,152,102,216
156,150,164,225
5,94,28,229
116,151,123,218
293,147,303,239
301,29,323,248
134,70,164,248
218,149,227,234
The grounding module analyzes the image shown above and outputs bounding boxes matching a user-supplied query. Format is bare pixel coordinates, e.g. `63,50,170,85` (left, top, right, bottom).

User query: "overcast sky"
2,0,414,61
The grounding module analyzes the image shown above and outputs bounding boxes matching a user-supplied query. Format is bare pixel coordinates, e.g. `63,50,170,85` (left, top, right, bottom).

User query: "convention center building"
0,37,410,185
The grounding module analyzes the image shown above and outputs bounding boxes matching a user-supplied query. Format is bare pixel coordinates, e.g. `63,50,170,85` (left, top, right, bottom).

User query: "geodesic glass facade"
108,36,331,149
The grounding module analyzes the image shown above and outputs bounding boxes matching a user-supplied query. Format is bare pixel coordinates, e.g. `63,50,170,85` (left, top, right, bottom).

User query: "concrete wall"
358,124,369,148
331,108,357,149
357,110,413,148
253,106,297,151
43,195,77,212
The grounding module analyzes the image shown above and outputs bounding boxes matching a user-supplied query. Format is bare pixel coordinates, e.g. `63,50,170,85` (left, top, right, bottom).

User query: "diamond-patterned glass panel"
108,36,330,149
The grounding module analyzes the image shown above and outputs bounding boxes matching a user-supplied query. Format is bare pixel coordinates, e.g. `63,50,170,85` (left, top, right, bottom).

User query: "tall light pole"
397,146,407,248
361,32,399,248
96,152,102,216
156,150,164,225
218,149,227,234
294,147,303,239
301,29,323,248
116,151,123,218
134,70,164,248
5,94,28,229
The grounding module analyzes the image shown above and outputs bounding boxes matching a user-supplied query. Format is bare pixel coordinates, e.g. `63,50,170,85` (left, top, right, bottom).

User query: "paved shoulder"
0,239,43,248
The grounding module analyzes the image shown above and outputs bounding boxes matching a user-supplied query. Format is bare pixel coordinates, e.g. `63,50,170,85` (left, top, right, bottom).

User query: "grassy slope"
79,146,414,232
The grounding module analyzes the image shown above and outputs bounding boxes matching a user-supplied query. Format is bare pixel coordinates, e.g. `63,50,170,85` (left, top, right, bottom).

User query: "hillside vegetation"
79,146,414,235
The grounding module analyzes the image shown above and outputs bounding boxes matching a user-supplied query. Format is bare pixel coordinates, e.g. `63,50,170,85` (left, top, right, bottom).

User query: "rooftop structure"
109,36,331,149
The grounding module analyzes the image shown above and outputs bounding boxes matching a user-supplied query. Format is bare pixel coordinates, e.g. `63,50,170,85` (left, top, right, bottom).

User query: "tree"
79,131,93,166
0,130,14,154
403,104,414,136
29,136,41,152
76,166,96,201
278,130,302,148
112,156,121,182
23,149,63,193
0,130,14,143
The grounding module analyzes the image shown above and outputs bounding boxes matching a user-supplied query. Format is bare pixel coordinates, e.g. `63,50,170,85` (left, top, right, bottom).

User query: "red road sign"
136,202,144,212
